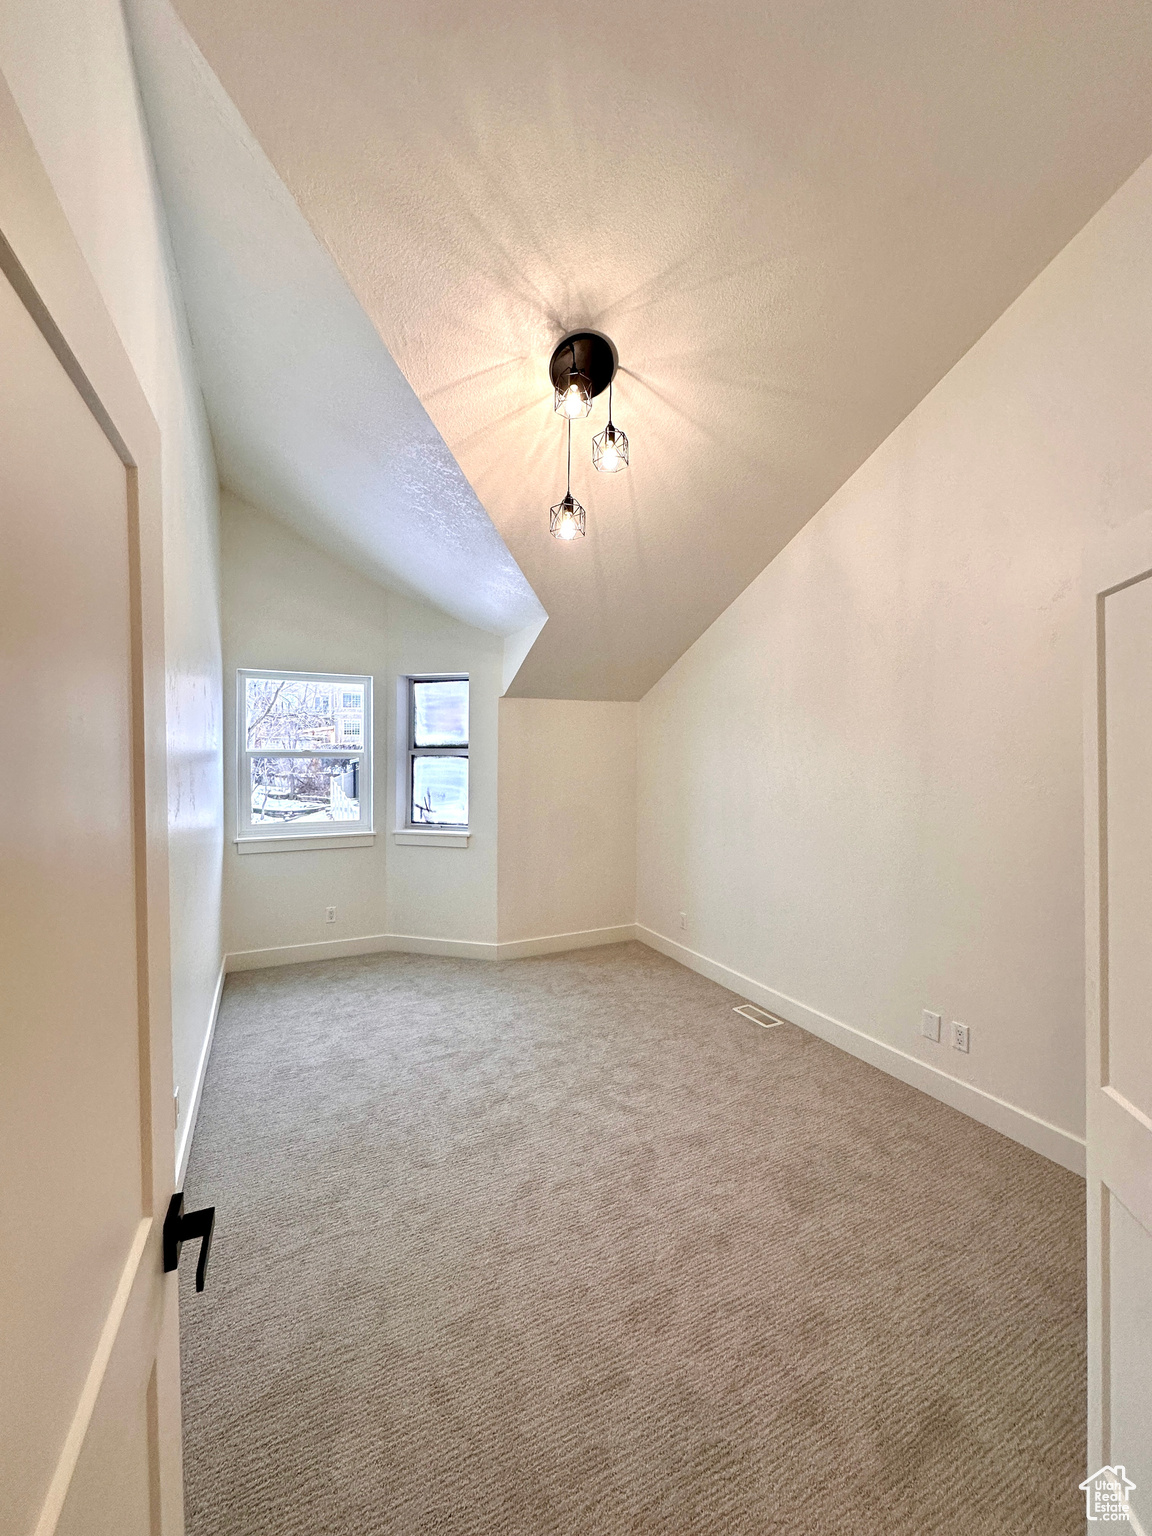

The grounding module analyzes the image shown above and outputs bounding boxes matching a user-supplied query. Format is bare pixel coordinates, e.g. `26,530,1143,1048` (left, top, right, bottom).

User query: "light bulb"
554,370,592,419
592,421,629,473
549,490,586,539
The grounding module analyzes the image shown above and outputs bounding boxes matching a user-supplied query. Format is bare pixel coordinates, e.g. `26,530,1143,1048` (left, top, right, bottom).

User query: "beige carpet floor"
180,942,1085,1535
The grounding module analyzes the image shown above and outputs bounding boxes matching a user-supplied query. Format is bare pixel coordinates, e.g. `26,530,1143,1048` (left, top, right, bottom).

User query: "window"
237,670,372,841
406,677,468,827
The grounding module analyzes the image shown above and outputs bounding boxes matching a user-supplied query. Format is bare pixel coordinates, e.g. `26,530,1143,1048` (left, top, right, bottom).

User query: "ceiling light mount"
549,331,617,417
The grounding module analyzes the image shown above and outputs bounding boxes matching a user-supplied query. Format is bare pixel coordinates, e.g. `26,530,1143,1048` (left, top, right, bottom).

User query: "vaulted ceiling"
169,0,1152,698
126,0,545,665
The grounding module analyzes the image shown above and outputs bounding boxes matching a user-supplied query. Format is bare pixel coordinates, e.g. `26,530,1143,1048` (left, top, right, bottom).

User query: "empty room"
3,1,1152,1532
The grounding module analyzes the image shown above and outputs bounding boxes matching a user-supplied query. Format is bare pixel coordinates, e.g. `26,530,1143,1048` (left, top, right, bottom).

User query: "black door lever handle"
163,1192,215,1292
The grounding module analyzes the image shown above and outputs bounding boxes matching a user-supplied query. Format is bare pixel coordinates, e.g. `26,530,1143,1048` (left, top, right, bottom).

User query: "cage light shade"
554,368,593,418
549,492,586,540
592,421,629,472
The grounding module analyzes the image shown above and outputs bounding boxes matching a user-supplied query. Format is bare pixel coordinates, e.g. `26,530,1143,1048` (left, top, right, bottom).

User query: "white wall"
498,699,636,947
221,493,502,962
0,0,223,1163
639,151,1152,1175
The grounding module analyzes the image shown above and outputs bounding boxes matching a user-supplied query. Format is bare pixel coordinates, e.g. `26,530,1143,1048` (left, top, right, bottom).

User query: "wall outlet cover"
952,1021,970,1053
921,1009,942,1042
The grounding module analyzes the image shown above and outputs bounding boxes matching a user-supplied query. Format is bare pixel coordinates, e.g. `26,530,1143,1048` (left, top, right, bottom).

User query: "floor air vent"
734,1003,783,1028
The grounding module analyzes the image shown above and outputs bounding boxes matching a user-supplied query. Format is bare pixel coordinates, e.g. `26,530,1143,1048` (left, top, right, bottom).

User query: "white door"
0,158,184,1535
1085,510,1152,1531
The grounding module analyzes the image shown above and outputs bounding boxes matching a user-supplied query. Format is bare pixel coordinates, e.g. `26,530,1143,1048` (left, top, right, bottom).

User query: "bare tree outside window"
238,672,371,838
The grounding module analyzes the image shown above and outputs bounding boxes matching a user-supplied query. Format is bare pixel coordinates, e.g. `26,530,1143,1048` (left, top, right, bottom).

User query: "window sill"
235,832,376,854
392,828,470,848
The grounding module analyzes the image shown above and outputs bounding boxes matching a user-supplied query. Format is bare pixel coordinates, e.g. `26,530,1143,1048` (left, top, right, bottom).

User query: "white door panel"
0,263,146,1536
1103,574,1152,1125
1109,1194,1152,1521
0,123,183,1531
1086,514,1152,1534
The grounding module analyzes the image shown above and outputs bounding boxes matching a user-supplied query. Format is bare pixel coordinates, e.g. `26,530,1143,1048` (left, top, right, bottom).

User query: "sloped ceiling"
124,0,546,657
169,0,1152,699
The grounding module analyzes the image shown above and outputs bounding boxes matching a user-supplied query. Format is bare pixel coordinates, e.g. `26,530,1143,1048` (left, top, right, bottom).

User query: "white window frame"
236,668,373,846
404,674,469,830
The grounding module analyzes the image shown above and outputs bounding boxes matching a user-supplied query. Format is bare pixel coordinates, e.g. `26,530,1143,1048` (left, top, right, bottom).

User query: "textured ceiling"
171,0,1152,699
125,0,545,654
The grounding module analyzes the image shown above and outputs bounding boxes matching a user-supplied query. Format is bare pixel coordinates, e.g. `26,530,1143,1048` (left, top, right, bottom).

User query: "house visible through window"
407,677,468,827
238,670,372,840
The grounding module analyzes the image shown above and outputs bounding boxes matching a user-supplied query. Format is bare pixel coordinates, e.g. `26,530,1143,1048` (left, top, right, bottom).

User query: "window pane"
411,755,468,825
250,756,361,824
412,679,468,746
246,677,365,750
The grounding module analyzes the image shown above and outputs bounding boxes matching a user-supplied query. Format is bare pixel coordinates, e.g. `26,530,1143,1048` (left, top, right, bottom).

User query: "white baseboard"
175,956,225,1187
226,924,638,973
495,924,636,960
225,933,495,970
636,925,1086,1177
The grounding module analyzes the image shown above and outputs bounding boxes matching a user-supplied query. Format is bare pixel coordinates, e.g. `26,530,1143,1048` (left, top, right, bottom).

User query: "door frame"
1083,507,1152,1484
0,69,183,1534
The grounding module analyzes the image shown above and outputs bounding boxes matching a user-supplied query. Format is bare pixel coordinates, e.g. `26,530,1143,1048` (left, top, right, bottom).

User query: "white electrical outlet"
325,906,337,924
678,911,687,931
952,1020,970,1053
921,1009,941,1042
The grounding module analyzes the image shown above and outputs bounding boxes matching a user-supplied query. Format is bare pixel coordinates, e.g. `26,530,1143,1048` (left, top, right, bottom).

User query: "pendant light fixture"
545,330,625,538
551,339,593,419
550,418,586,540
549,332,615,420
592,381,629,473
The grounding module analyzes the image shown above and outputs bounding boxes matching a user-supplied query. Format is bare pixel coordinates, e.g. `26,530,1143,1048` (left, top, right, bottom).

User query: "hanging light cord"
566,416,572,497
607,380,613,430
